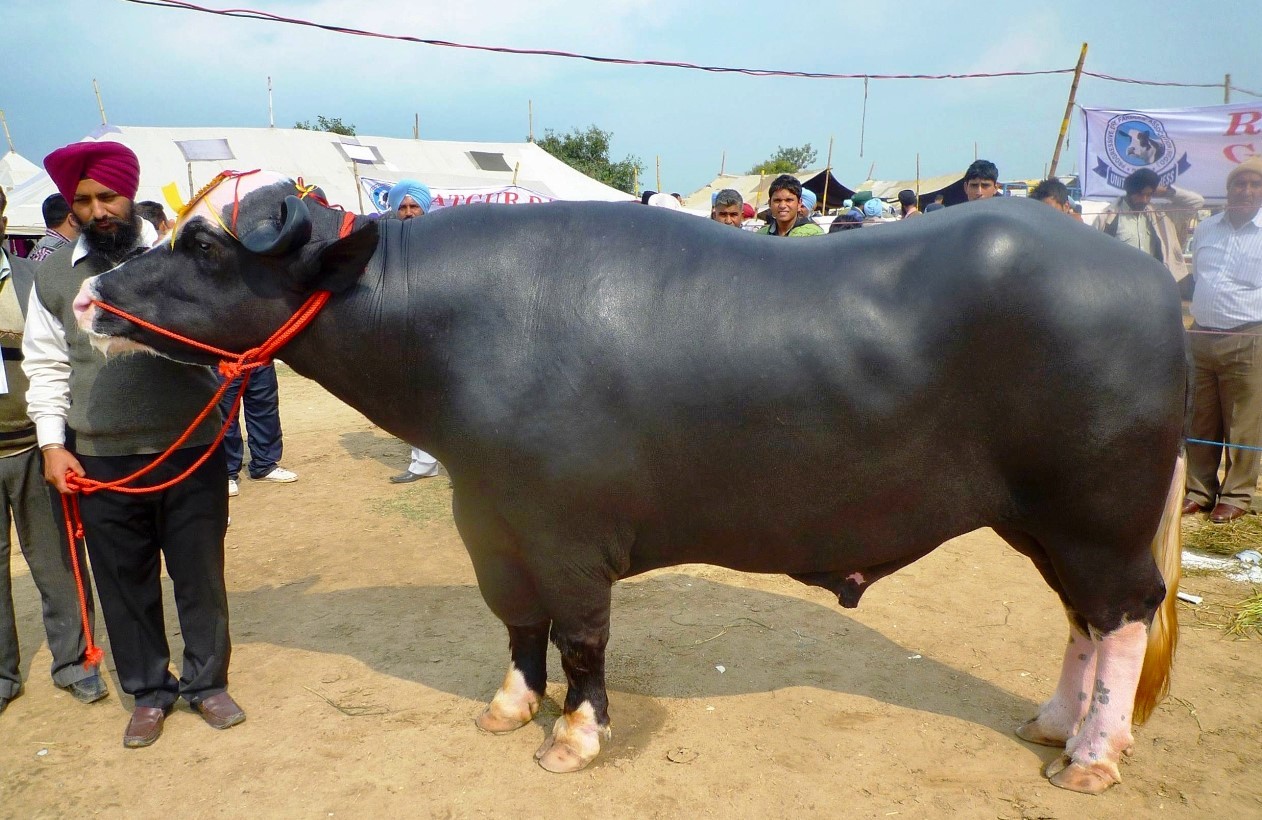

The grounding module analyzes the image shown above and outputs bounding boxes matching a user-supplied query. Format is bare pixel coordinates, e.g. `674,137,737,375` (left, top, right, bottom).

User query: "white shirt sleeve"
21,287,71,448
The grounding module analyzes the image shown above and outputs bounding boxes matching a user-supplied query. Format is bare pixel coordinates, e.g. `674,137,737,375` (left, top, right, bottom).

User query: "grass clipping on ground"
1182,513,1262,556
1228,590,1262,638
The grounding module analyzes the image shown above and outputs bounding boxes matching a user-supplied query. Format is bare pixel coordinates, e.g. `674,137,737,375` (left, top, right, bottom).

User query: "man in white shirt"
1183,156,1262,522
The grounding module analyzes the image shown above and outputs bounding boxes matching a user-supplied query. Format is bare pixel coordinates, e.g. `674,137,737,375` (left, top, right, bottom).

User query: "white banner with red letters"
360,176,554,214
1079,102,1262,202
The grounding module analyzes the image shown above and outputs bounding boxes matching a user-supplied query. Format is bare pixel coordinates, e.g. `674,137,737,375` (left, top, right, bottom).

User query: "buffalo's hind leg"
1016,612,1096,747
452,488,550,735
533,587,614,773
477,622,549,734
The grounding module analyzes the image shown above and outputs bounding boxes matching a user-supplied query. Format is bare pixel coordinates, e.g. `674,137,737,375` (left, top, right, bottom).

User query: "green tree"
747,144,817,176
535,125,643,194
294,115,357,136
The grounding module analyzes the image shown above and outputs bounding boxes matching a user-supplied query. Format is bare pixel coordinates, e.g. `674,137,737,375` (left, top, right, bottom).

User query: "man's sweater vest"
33,244,223,457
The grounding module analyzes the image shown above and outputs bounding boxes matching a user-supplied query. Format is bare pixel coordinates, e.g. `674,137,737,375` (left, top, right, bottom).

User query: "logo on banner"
1093,114,1191,189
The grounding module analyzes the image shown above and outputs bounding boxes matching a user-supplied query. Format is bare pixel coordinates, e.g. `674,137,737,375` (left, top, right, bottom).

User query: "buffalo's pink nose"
72,279,98,329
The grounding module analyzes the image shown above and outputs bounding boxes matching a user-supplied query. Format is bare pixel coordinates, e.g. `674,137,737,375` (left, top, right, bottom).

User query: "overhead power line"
122,0,1257,96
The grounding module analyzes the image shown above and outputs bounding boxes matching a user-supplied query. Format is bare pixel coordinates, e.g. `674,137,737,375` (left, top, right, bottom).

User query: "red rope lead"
60,207,355,670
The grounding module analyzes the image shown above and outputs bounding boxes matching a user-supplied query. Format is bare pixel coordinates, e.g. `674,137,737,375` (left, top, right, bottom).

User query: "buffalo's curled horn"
241,195,313,256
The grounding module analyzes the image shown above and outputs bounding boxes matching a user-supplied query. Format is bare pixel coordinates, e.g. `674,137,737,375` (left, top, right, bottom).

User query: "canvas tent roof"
3,125,634,236
0,150,40,193
683,168,856,214
858,173,968,208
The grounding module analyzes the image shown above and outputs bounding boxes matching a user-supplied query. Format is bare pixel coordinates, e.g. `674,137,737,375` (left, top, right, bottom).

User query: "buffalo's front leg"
534,600,612,773
477,622,549,734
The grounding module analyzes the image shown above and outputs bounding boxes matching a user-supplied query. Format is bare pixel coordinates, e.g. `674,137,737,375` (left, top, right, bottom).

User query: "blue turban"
801,189,817,211
387,179,432,214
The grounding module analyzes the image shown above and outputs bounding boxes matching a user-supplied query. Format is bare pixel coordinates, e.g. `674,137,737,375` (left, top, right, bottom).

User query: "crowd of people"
0,139,1259,753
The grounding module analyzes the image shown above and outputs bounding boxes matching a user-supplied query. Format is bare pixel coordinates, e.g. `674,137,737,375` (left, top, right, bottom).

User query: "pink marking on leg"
1048,621,1148,794
1017,621,1096,747
846,571,865,585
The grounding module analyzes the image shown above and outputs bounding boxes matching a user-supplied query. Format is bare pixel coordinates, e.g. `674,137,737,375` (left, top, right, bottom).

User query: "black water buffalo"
78,175,1186,793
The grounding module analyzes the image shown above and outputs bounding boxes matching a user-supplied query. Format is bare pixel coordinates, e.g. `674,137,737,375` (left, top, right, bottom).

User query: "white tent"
4,125,634,236
0,150,40,194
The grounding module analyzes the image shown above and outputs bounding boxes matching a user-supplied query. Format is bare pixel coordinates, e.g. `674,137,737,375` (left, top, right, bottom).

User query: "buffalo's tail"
1134,450,1183,724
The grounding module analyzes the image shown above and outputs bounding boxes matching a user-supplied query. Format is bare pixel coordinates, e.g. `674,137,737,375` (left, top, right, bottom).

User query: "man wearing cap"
27,194,78,264
22,140,243,746
759,175,823,237
1183,156,1262,523
385,179,444,484
0,186,105,716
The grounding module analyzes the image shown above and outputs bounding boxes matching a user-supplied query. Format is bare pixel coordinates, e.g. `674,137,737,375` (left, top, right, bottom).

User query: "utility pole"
1049,43,1088,178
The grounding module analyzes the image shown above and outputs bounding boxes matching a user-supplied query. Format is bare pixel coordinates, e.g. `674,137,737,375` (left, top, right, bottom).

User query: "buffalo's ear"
307,222,379,293
241,196,312,255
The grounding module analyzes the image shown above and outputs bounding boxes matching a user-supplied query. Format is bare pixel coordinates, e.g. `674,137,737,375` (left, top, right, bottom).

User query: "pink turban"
43,141,140,203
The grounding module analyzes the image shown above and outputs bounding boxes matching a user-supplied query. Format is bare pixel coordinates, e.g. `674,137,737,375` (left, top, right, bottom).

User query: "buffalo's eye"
196,240,213,255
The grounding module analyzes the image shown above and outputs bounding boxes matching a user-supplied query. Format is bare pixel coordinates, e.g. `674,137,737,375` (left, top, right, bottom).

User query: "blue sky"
5,0,1260,195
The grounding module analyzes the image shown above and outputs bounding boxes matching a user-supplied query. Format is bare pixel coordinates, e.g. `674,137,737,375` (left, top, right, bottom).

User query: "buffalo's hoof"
1015,716,1069,748
476,704,534,735
476,668,540,735
534,703,609,773
1045,753,1121,794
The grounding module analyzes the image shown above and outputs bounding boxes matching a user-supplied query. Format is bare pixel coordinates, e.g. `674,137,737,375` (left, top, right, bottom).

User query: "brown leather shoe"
124,706,169,748
193,692,246,730
1209,503,1247,524
1182,499,1206,516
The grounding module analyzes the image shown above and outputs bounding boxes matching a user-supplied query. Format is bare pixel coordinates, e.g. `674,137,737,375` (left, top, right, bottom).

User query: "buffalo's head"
76,171,378,366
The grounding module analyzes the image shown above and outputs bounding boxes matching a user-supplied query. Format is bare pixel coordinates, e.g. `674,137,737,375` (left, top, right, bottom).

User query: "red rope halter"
59,180,356,670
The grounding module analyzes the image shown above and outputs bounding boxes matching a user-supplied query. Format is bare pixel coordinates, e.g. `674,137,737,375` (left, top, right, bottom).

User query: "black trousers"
64,444,230,709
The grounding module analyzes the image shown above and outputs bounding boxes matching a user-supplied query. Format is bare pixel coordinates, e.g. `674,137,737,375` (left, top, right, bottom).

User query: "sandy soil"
2,366,1259,819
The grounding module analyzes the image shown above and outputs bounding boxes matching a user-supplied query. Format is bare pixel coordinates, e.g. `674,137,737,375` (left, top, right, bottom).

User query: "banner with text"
1079,102,1262,201
360,177,555,214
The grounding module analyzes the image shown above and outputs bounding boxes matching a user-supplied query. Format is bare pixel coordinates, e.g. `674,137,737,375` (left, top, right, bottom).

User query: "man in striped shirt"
25,194,77,264
1183,156,1262,523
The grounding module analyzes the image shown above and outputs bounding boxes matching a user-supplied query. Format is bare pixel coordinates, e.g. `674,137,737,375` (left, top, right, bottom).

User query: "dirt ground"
2,366,1260,819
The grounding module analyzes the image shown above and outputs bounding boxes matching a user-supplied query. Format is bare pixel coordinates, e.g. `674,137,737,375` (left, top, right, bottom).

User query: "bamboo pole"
633,165,639,197
0,110,14,153
413,113,420,140
1049,42,1088,178
915,153,920,197
93,78,107,125
267,77,274,128
859,77,869,158
1225,74,1232,104
512,162,520,187
656,156,661,193
719,150,726,176
528,100,534,142
822,136,834,212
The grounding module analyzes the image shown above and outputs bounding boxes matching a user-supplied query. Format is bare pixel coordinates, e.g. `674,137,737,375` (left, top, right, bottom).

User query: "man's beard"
82,209,143,266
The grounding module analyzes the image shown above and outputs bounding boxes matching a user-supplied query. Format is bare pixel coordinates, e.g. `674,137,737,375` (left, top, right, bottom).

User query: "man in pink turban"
24,140,245,748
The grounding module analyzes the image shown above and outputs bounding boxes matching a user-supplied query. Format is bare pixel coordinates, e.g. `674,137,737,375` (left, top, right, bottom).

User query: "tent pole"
187,163,194,200
1049,42,1088,178
528,100,534,142
719,150,726,176
512,162,520,187
267,76,274,128
822,136,833,213
0,110,14,153
1224,74,1231,104
859,77,869,158
915,153,920,197
93,78,108,125
413,113,420,140
352,163,366,214
656,156,661,193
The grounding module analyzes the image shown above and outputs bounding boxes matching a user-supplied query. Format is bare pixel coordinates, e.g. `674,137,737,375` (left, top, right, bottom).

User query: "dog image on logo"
1123,128,1166,165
